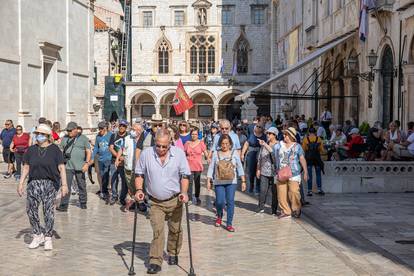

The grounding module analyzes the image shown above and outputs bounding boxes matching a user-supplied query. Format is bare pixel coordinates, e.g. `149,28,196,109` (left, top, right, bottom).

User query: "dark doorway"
381,46,394,126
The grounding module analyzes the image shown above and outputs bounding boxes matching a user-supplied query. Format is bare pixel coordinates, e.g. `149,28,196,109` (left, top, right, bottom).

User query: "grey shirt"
135,146,191,200
60,135,90,171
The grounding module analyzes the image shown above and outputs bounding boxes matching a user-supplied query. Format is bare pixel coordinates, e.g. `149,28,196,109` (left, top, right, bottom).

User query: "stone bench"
322,161,414,193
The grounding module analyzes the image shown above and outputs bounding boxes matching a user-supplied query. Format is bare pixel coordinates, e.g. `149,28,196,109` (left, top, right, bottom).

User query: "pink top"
184,140,207,172
174,138,185,151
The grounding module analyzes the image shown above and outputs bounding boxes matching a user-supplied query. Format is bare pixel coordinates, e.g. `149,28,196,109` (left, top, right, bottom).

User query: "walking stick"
184,202,196,276
128,201,138,276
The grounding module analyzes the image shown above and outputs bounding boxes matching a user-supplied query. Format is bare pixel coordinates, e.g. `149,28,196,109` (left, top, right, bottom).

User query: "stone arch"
321,58,333,113
129,89,156,120
189,89,215,120
217,89,242,121
379,44,395,126
158,89,182,119
128,89,157,104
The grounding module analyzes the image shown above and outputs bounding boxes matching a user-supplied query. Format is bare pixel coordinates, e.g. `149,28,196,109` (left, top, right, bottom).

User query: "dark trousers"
15,152,24,176
110,164,128,205
258,176,278,214
246,151,260,193
98,160,111,196
188,171,201,199
60,169,87,208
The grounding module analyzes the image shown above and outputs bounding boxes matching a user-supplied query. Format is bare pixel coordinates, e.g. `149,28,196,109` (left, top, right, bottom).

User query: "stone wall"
322,161,414,193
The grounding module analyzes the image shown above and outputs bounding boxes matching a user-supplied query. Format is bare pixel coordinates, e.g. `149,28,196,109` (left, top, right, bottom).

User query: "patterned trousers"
26,180,57,237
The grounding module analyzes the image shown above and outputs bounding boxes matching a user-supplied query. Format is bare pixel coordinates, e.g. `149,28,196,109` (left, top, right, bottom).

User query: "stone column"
403,64,414,123
155,104,161,115
184,110,189,121
126,105,132,123
343,77,352,124
213,104,219,121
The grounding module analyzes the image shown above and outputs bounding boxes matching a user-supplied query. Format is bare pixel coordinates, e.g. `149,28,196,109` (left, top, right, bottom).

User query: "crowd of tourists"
1,110,413,274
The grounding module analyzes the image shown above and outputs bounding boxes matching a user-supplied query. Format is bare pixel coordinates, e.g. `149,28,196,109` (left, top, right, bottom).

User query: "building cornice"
124,81,265,87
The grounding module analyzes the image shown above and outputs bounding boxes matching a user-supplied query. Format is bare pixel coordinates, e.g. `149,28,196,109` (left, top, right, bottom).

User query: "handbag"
277,144,296,182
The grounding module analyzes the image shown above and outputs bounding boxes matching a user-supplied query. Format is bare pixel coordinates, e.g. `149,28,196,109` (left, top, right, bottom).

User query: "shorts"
2,148,15,163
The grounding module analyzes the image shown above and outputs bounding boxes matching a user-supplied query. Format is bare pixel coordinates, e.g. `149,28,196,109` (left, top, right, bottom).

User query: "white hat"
35,124,52,135
149,114,164,124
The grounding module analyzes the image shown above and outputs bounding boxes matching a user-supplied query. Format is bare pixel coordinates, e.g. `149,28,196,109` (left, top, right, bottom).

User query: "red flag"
172,80,193,115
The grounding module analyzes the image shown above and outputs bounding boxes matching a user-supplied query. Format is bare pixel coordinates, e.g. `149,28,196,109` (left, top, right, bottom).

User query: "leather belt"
149,193,179,203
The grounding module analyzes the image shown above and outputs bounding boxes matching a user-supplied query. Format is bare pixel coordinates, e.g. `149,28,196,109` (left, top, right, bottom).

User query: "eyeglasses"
155,144,169,149
4,123,10,126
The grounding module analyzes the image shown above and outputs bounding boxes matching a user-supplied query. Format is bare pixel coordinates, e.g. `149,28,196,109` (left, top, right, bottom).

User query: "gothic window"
158,40,169,74
208,46,215,73
190,46,197,73
236,38,249,74
189,35,216,74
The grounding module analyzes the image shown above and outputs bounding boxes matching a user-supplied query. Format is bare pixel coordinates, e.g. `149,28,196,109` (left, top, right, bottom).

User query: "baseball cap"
66,122,78,131
211,123,219,129
119,119,129,126
98,121,107,129
35,124,52,135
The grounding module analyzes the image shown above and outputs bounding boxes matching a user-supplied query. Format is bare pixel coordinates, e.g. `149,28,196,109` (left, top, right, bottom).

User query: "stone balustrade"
322,161,414,193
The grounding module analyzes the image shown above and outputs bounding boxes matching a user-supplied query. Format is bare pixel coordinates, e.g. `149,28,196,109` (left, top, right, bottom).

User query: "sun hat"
283,127,297,141
35,124,52,135
266,127,279,136
149,114,164,124
349,128,360,135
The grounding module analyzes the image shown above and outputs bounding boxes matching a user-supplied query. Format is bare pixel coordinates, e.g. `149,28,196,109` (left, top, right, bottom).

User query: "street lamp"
367,49,378,69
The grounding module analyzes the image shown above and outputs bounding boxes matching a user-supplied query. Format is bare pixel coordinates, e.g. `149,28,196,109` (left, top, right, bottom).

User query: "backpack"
305,137,321,164
216,151,235,181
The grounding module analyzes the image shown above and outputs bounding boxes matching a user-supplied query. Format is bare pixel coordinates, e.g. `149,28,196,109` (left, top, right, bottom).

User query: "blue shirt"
135,146,191,200
0,128,16,148
92,132,113,162
207,150,245,185
180,133,191,145
211,131,241,152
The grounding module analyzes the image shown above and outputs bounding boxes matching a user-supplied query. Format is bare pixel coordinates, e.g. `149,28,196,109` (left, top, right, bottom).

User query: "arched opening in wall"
381,46,394,127
189,92,214,120
218,93,241,121
349,50,360,126
131,93,155,120
321,59,332,114
333,58,345,125
159,93,184,120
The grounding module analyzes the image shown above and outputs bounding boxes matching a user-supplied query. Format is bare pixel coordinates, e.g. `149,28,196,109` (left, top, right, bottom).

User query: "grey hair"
219,119,231,128
155,128,171,141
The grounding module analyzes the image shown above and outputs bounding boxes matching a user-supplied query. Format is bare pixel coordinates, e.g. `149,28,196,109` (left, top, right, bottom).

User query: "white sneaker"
28,234,45,249
44,237,53,251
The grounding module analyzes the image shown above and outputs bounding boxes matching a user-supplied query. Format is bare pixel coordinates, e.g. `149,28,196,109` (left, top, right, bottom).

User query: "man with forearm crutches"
134,129,191,274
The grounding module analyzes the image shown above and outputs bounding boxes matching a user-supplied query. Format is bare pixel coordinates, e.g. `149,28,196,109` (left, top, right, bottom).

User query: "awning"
235,30,357,101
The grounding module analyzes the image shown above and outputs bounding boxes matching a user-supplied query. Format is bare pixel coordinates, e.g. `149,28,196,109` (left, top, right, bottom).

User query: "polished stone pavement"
0,167,413,275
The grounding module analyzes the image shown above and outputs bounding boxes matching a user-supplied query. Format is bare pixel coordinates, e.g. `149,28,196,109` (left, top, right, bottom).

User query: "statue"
198,8,207,25
241,98,258,122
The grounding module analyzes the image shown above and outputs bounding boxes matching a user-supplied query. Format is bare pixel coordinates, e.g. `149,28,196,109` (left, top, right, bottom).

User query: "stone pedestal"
18,110,33,131
241,98,258,123
87,111,98,129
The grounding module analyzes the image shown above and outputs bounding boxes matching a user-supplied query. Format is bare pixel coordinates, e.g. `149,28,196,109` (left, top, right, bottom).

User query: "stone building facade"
0,0,96,130
269,0,414,128
125,0,271,122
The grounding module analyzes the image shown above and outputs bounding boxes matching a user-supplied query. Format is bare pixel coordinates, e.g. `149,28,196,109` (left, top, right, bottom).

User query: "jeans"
246,151,260,193
215,184,236,226
259,176,277,214
110,163,128,205
14,152,24,176
188,171,201,199
307,165,322,191
98,160,111,196
60,169,87,208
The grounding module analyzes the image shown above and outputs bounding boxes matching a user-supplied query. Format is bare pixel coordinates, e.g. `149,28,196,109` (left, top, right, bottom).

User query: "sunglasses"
153,124,163,127
155,144,169,149
119,124,127,127
98,127,105,130
5,123,10,126
221,127,230,130
16,128,22,131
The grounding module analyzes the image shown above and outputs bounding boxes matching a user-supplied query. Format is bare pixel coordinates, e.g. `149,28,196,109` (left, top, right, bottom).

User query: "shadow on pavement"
114,241,150,270
16,228,62,244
